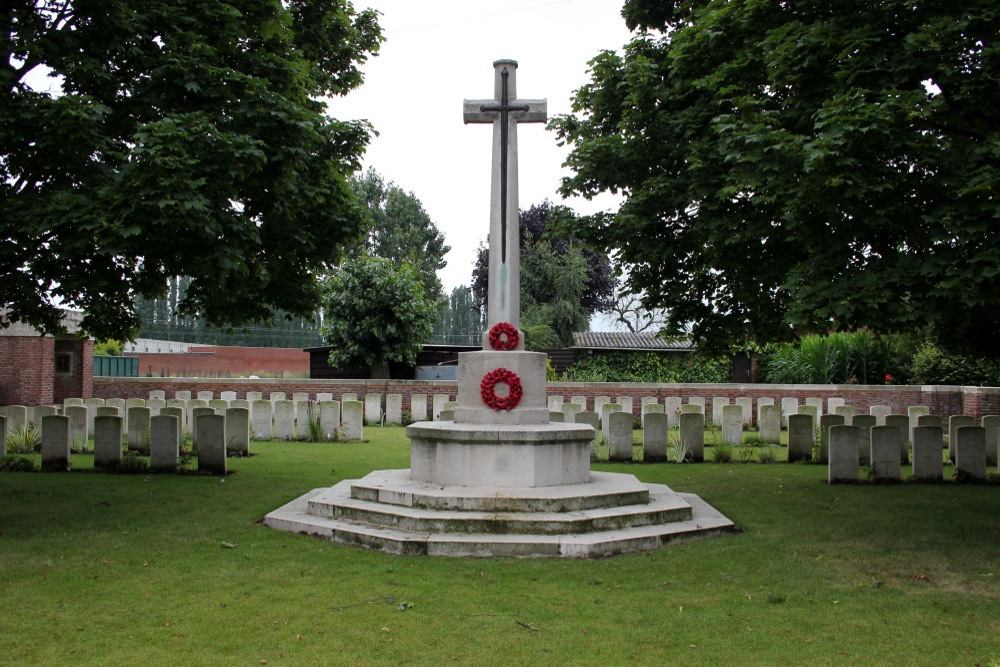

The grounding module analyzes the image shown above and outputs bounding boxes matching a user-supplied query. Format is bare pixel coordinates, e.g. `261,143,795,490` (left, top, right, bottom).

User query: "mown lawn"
1,427,997,666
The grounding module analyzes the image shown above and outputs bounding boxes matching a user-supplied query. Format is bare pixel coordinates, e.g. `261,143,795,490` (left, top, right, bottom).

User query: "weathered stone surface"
735,397,753,425
827,398,846,414
41,415,70,471
549,411,565,423
148,390,166,400
805,397,823,413
834,405,856,424
781,397,798,428
225,407,250,455
562,402,583,422
982,415,1000,466
174,391,191,401
410,394,428,422
911,425,943,481
571,396,587,411
884,414,911,464
191,407,216,449
948,415,975,462
600,403,623,443
251,400,272,440
94,416,123,468
828,425,859,484
721,404,743,445
221,391,238,401
269,392,286,402
643,412,668,462
818,414,845,463
432,394,449,420
688,397,706,413
679,412,705,463
756,397,774,427
759,404,781,444
65,405,88,447
146,398,165,416
787,413,814,463
319,401,341,439
209,399,229,414
576,411,600,459
150,415,179,473
198,414,227,475
607,412,633,462
955,426,986,481
593,396,612,417
408,422,594,487
712,397,729,426
547,395,564,412
385,394,404,425
273,400,295,440
680,404,702,414
364,394,383,425
341,392,358,403
197,391,214,402
127,406,151,452
870,425,901,481
852,414,876,466
616,396,634,415
342,401,364,440
869,405,891,426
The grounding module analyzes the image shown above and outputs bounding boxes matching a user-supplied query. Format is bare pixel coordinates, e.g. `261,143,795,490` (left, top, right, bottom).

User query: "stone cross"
464,59,546,328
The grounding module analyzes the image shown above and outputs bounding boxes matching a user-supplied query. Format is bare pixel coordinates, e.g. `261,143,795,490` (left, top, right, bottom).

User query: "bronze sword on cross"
463,60,546,330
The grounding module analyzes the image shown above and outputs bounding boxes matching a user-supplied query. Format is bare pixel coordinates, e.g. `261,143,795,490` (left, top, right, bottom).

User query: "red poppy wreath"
480,367,523,411
488,322,519,351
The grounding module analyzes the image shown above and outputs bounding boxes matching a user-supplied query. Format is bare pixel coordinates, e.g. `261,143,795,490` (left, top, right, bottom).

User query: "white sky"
330,0,635,295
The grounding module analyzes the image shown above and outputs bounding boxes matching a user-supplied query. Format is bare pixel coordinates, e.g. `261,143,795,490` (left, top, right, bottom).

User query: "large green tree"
552,0,999,355
2,0,382,340
472,201,615,346
322,256,438,378
349,167,449,304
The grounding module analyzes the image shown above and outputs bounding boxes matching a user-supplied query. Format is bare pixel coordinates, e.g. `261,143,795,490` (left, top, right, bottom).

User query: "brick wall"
0,336,55,406
92,377,1000,420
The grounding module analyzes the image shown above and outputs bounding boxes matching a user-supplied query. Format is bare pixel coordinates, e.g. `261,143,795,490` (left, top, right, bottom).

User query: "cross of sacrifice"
464,59,546,329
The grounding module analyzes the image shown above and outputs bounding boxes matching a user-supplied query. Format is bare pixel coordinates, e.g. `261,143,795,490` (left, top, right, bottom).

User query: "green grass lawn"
1,427,998,666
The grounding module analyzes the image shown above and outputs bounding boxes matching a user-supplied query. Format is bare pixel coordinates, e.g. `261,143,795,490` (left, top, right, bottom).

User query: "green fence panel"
94,356,139,377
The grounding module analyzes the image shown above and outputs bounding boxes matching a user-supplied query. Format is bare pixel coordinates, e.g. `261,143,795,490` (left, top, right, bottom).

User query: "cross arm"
463,98,548,124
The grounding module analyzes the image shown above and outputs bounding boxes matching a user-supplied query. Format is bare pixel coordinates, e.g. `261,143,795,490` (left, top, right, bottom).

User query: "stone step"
349,469,651,512
263,487,737,558
309,479,692,535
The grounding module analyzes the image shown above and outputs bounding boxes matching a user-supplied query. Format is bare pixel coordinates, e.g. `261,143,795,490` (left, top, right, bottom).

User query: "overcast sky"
331,0,635,295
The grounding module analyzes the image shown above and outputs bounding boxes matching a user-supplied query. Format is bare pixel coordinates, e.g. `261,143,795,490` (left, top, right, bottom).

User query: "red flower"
488,322,519,351
885,374,894,384
480,367,523,411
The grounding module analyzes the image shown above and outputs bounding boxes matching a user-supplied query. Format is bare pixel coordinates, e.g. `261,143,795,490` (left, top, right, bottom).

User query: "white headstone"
780,397,798,428
150,414,180,473
364,394,382,424
225,407,250,455
432,394,449,420
385,394,403,425
342,401,364,440
273,400,295,440
198,414,227,475
410,394,428,422
251,400,272,440
94,415,123,468
319,401,341,439
40,415,70,471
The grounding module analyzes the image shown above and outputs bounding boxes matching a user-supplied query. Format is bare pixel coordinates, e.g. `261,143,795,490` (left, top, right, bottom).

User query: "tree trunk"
370,359,390,379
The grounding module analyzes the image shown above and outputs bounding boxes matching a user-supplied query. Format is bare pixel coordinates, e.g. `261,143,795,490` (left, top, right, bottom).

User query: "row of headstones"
545,395,874,429
538,401,1000,473
828,423,995,483
3,412,232,475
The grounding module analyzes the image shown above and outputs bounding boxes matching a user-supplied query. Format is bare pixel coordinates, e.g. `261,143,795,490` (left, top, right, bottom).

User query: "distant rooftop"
572,331,695,352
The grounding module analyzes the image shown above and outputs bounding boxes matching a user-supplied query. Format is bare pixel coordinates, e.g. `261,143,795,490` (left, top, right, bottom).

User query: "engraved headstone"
127,406,151,452
320,400,341,439
885,414,911,464
721,404,743,445
385,394,403,426
911,425,944,481
948,415,975,462
781,397,799,428
198,414,227,475
642,412,668,462
679,412,705,462
787,413,814,463
828,425,859,484
364,394,383,424
869,405,891,426
150,415,180,473
40,415,70,471
341,400,364,440
607,412,633,462
665,397,682,428
251,400,272,440
432,394,449,420
273,400,295,440
818,414,846,463
870,425,901,481
225,407,250,456
852,414,876,466
955,426,986,481
410,394,428,422
712,397,729,426
94,415,123,468
759,404,781,444
735,397,753,425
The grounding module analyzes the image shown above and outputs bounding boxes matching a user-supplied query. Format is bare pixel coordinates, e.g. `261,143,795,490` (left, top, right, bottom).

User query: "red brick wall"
0,336,55,405
92,378,1000,420
134,346,309,377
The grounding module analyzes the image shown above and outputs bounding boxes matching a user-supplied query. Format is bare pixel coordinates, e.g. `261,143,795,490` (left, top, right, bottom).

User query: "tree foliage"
472,201,615,346
321,257,438,378
349,168,449,304
760,331,913,385
562,351,730,384
552,0,999,355
2,0,382,340
431,285,484,346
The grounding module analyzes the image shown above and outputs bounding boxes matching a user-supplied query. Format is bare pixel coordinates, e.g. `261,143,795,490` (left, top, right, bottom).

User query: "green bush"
0,455,39,472
910,342,1000,387
5,424,41,454
561,351,730,383
760,331,913,385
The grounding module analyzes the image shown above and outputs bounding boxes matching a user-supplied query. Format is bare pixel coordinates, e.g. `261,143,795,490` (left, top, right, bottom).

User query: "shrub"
6,424,41,454
910,342,1000,387
562,351,730,383
712,442,733,463
760,331,913,385
0,455,39,472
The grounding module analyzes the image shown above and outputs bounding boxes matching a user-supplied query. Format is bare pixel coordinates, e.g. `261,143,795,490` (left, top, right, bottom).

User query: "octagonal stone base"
407,421,593,487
